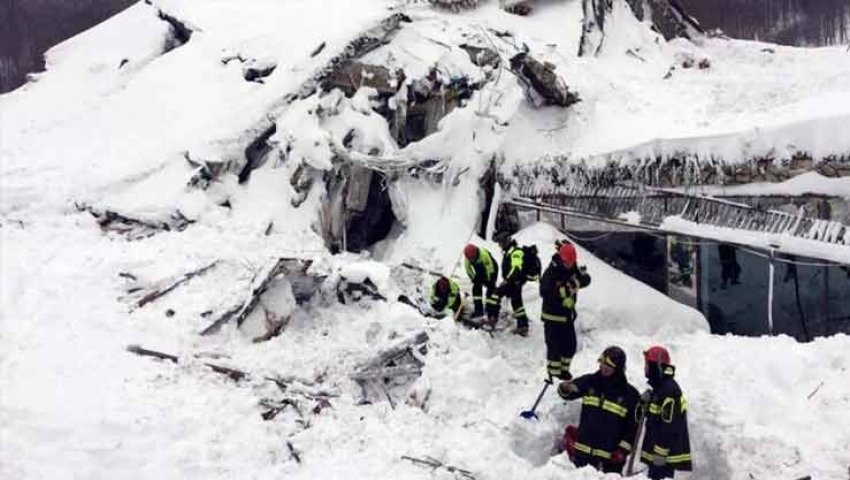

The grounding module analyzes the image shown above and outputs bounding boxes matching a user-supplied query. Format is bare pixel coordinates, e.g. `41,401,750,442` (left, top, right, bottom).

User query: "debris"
459,44,501,69
401,455,476,480
698,58,711,69
287,442,302,464
239,122,277,183
626,49,647,62
627,0,704,41
310,42,326,57
127,345,336,398
509,52,579,107
200,257,321,335
501,0,532,16
126,344,179,363
143,0,194,50
428,0,481,12
259,398,301,421
118,272,138,282
78,204,194,240
352,332,429,406
321,62,404,98
122,261,219,310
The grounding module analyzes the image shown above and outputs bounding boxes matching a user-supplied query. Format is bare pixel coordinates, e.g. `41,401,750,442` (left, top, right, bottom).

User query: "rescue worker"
557,346,641,474
640,346,692,479
495,234,531,336
462,244,500,325
540,240,591,380
429,276,462,319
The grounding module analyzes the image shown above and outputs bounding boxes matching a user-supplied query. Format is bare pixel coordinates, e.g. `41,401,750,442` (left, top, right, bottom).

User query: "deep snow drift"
2,1,850,480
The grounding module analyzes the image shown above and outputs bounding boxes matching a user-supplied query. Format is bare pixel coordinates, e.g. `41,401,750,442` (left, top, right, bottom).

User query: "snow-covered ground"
2,1,850,479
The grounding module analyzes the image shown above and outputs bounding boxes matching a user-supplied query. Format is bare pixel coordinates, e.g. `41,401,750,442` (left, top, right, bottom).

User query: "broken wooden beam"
78,203,194,240
127,344,246,380
127,344,179,363
199,257,315,335
127,345,337,402
401,455,476,480
353,331,429,373
128,261,219,310
350,364,423,382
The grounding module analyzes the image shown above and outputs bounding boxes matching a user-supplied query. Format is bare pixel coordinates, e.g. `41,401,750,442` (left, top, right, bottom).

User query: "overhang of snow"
662,215,850,264
691,171,850,199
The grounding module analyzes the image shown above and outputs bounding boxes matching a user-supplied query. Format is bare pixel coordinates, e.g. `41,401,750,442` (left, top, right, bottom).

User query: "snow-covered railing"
509,184,850,247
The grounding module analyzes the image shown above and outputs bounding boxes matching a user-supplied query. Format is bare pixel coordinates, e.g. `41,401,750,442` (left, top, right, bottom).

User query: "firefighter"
429,276,462,319
640,346,692,479
557,346,641,474
540,240,591,380
462,244,500,325
495,234,535,336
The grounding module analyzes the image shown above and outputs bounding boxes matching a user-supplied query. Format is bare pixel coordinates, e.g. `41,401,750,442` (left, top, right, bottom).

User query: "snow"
662,216,850,265
688,172,850,199
2,1,850,480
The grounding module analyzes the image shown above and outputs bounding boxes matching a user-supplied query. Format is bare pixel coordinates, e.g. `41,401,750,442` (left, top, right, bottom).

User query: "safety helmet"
599,346,626,372
643,346,671,366
463,244,479,261
436,276,450,293
558,242,577,267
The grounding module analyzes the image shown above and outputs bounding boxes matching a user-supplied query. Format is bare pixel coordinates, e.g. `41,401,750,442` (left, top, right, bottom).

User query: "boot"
511,325,529,337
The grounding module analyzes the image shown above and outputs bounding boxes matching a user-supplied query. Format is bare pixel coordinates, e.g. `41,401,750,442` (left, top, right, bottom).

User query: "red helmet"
558,242,577,267
463,244,479,261
644,346,671,365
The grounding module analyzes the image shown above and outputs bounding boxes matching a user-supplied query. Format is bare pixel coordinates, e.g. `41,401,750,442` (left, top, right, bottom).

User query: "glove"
652,454,667,467
610,449,627,464
557,380,579,399
640,389,652,403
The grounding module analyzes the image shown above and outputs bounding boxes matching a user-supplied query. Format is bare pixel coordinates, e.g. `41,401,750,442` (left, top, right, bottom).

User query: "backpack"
522,245,541,281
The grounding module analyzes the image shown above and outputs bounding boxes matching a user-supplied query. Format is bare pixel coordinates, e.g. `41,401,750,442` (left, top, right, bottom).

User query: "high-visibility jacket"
430,278,461,315
501,241,525,284
640,367,693,471
464,247,498,285
558,372,641,464
540,254,591,323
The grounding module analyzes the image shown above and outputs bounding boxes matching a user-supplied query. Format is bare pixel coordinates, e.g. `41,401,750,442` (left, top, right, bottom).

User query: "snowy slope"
2,1,850,480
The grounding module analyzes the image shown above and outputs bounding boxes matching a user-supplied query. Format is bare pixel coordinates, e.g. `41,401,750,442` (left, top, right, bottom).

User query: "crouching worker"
640,346,692,479
429,276,462,320
558,346,640,474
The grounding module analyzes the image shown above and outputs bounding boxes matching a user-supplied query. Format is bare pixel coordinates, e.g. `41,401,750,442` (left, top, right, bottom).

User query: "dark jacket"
559,371,641,464
640,366,692,471
540,254,591,322
465,247,498,285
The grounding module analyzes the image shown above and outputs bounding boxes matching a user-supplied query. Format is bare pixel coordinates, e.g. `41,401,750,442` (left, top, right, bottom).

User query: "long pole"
767,249,775,334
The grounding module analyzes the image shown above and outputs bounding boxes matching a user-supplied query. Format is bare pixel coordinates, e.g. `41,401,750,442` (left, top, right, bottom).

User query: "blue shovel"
519,378,553,420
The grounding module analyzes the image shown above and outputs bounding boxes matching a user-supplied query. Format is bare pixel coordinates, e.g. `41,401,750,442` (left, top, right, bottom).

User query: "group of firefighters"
427,234,692,479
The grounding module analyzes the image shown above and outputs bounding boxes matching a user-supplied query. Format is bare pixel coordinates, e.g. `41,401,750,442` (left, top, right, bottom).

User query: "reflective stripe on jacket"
640,371,692,471
464,248,498,285
540,254,590,322
558,372,640,460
